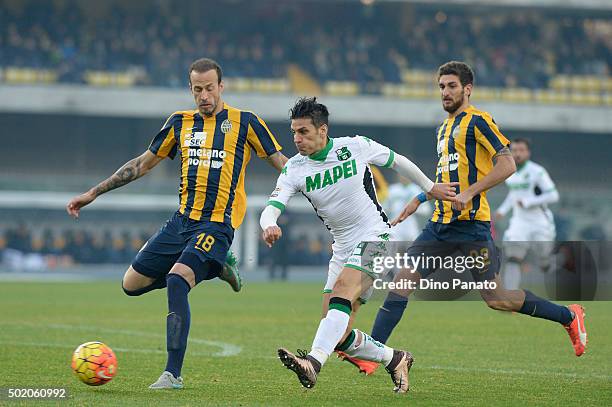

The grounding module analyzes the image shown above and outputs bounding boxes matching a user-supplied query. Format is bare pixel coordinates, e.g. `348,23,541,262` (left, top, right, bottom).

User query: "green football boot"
220,250,242,292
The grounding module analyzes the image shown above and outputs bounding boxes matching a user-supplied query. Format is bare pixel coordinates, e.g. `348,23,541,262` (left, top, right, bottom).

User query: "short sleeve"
356,136,395,168
267,164,299,212
149,113,179,159
474,115,510,156
247,113,282,158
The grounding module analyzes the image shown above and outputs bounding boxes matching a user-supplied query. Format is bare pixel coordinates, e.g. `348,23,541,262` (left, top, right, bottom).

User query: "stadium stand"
1,0,610,104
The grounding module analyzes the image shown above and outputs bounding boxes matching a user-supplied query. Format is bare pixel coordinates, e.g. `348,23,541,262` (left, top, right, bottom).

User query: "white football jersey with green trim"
498,160,557,226
267,136,393,251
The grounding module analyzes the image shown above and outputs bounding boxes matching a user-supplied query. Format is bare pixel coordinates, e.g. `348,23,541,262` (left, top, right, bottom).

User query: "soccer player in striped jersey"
66,58,287,389
345,61,587,376
260,97,459,393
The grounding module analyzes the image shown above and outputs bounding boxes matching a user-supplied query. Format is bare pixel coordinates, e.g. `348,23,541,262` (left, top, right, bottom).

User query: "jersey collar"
516,160,529,172
447,104,473,120
309,138,333,162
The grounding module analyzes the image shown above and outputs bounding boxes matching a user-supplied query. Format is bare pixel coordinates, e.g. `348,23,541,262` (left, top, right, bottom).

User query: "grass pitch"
0,280,610,406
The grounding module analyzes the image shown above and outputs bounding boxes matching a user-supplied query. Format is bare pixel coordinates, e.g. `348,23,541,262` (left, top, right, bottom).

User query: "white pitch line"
1,322,241,357
44,323,242,357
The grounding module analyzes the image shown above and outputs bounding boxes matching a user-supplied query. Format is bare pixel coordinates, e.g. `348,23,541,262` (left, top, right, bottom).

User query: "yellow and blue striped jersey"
149,103,281,229
431,105,510,224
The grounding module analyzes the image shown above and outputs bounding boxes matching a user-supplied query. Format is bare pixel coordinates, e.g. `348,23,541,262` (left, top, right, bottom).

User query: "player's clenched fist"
262,226,283,247
428,182,459,201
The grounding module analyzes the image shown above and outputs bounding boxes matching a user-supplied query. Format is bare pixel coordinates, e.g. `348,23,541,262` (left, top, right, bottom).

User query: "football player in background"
495,138,559,289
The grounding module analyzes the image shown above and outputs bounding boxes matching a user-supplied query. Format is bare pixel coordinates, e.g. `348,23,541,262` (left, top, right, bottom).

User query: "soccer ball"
71,341,117,386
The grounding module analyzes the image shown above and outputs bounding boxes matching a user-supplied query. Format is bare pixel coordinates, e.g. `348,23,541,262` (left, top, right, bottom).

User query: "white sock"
344,329,394,365
503,262,522,290
309,309,350,366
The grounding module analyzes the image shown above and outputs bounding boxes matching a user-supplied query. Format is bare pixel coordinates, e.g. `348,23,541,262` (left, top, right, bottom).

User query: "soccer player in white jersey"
259,97,458,393
386,175,433,242
495,138,559,289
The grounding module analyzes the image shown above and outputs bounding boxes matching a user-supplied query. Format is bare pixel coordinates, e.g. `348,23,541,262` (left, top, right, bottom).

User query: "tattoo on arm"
91,156,145,196
493,146,511,164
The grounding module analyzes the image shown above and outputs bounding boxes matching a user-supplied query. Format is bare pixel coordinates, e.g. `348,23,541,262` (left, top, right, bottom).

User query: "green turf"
0,281,610,406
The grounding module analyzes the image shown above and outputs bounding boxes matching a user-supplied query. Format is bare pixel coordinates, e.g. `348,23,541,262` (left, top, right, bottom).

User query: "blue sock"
165,274,191,378
371,292,408,344
518,290,573,325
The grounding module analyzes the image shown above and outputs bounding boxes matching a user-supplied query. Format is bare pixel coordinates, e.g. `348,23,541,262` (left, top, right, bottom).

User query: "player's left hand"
391,198,419,226
451,190,474,211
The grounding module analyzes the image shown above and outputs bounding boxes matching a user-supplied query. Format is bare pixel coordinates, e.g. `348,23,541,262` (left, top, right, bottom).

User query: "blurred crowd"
1,0,609,90
0,219,333,272
0,224,153,270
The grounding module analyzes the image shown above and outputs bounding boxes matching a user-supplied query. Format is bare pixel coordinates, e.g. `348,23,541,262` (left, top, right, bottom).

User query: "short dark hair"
438,61,474,87
189,58,223,83
289,97,329,128
512,137,531,149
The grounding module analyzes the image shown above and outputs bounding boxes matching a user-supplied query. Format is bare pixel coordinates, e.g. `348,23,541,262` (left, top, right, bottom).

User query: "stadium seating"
1,0,610,105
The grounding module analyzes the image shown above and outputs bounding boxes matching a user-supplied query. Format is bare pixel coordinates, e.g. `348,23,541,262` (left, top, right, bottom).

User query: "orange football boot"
564,304,587,356
336,351,380,375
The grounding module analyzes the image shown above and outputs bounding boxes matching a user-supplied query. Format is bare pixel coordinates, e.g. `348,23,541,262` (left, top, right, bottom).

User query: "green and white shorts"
345,230,400,280
323,229,399,303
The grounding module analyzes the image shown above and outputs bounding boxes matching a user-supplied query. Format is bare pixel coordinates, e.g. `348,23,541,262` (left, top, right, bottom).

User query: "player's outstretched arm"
66,150,164,218
263,152,289,172
391,186,452,226
453,147,516,211
390,196,421,226
391,153,459,201
260,205,283,247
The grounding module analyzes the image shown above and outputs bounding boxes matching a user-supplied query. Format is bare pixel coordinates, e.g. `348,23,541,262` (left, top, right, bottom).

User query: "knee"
121,267,164,296
121,274,141,296
168,263,196,288
332,276,352,298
